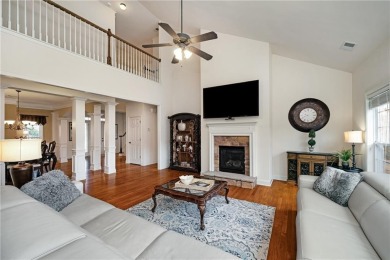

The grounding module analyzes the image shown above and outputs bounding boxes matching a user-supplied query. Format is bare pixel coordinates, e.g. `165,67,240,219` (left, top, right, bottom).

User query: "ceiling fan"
142,0,218,64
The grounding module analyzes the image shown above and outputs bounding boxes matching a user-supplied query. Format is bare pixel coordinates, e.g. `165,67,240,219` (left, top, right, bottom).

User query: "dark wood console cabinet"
287,151,339,182
168,113,201,173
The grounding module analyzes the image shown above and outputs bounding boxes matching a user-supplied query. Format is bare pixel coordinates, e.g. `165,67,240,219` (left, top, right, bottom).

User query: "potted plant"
337,149,352,169
308,129,316,152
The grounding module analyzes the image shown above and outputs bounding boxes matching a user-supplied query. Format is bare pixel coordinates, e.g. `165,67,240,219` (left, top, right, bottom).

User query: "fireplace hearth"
219,146,245,175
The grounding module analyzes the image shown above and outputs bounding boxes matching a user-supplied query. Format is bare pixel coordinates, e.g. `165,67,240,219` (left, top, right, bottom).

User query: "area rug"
127,195,276,260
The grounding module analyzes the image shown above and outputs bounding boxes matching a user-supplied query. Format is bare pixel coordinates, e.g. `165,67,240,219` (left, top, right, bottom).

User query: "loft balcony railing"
1,0,160,82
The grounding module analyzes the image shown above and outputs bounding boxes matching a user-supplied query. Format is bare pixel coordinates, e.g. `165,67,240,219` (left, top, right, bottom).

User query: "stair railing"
1,0,160,82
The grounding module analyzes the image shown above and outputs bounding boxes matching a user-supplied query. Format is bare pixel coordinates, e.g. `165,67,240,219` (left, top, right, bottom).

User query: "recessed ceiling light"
119,3,126,10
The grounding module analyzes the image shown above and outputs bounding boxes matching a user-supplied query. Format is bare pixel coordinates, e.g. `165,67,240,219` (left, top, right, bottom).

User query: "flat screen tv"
203,80,259,119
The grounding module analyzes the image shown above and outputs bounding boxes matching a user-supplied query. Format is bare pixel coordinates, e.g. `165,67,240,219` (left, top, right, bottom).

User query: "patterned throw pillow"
313,167,363,207
21,170,81,211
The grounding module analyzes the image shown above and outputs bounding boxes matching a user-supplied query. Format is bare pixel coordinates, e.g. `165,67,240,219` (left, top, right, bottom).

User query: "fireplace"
219,146,245,175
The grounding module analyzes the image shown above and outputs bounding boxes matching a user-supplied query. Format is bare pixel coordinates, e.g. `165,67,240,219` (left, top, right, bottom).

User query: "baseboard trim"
256,178,273,187
272,175,288,181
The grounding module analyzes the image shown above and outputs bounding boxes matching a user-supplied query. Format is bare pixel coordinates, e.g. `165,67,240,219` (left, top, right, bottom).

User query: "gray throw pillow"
313,166,363,207
21,170,81,211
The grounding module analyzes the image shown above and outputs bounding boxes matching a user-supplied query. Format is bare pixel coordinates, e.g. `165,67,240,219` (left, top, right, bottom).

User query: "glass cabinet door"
168,113,201,173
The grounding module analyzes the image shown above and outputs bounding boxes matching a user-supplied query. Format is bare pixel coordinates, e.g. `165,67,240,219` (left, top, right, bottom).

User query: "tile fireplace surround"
214,136,249,175
207,122,257,181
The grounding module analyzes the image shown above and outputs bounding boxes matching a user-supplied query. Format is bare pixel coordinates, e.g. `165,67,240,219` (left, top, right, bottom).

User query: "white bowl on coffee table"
180,175,194,185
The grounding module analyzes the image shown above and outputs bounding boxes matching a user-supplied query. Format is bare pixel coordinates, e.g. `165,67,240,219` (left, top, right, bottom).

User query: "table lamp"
344,131,363,170
0,138,42,188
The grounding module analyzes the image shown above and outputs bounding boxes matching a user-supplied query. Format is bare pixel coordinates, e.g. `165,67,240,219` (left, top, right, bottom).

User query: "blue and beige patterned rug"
127,195,275,260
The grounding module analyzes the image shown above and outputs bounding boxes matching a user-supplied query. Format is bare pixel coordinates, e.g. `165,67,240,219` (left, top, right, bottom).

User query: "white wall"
271,55,353,180
142,104,158,165
56,1,116,33
200,31,273,185
125,101,158,166
1,28,170,170
170,30,201,115
352,38,390,170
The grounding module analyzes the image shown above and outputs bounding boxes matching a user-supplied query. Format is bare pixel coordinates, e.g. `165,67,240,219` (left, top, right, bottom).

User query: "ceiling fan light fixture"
119,3,126,10
174,47,183,61
184,49,192,59
141,0,217,64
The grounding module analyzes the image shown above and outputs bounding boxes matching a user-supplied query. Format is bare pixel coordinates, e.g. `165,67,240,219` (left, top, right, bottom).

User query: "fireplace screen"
219,146,245,174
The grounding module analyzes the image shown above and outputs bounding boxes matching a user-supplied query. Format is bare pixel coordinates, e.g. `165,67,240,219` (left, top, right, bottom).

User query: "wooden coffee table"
151,177,229,230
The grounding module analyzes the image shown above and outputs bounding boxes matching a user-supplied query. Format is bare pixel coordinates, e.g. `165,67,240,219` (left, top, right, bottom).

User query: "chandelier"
5,90,27,131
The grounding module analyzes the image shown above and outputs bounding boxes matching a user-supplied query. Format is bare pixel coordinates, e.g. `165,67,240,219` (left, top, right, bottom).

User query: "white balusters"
57,8,60,47
32,0,35,37
24,0,27,35
45,0,47,42
1,0,160,82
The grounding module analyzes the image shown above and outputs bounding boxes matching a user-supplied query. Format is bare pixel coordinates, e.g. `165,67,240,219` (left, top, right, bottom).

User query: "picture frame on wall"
69,122,72,141
115,124,118,140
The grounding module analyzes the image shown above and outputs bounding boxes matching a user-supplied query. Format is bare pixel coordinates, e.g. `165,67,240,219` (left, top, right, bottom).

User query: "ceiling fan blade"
142,43,172,48
190,31,218,44
172,55,179,64
159,23,179,39
187,46,213,61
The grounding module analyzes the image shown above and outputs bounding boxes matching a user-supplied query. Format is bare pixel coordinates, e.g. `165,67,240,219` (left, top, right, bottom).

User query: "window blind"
368,84,389,109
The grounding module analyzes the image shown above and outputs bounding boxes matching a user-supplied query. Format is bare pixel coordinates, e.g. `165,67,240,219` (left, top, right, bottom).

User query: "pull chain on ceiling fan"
142,0,218,64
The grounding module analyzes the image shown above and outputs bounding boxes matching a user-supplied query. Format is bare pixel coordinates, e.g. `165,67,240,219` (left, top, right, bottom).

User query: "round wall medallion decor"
288,98,330,132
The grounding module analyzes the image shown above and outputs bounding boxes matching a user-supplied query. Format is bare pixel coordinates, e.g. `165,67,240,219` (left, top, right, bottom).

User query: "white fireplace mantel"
207,122,257,177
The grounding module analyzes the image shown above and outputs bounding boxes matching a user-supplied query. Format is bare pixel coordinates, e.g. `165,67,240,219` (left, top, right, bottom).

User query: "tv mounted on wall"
203,80,259,119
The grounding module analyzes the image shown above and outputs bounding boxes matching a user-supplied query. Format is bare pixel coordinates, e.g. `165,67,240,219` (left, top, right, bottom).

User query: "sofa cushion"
61,194,115,226
297,188,359,225
298,175,318,189
40,234,131,260
81,208,167,259
138,230,238,259
360,199,390,260
1,187,86,260
21,170,81,211
313,167,363,206
296,210,380,260
348,181,385,222
0,185,37,210
362,171,390,200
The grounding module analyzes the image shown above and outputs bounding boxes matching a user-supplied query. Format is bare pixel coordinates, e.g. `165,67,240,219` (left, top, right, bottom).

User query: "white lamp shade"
0,139,42,162
344,131,363,143
184,49,192,59
174,48,183,61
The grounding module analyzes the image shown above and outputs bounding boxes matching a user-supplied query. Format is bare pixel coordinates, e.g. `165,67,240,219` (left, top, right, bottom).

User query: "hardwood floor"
58,155,298,260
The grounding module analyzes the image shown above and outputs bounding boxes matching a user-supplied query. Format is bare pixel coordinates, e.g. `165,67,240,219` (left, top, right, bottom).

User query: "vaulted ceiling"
4,1,389,107
110,0,390,72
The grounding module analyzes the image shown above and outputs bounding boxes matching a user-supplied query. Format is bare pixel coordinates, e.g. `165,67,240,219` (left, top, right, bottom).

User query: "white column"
90,104,102,170
104,102,116,174
125,103,131,164
72,97,87,180
58,118,68,163
0,87,6,185
51,112,59,154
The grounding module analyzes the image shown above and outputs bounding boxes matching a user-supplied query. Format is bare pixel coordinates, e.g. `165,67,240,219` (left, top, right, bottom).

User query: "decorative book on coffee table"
175,178,215,192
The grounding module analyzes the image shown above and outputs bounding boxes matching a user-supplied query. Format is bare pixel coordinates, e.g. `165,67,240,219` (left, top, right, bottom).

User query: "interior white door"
128,116,141,165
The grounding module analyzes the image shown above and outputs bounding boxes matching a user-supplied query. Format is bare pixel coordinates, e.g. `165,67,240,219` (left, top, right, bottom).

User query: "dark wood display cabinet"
287,151,339,183
168,113,201,173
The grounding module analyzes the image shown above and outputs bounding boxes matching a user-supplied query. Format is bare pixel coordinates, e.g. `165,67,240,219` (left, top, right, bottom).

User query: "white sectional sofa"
1,185,238,259
296,171,390,260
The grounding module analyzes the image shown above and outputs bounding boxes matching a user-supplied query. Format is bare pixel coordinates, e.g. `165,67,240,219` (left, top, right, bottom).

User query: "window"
23,122,43,139
368,85,390,173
